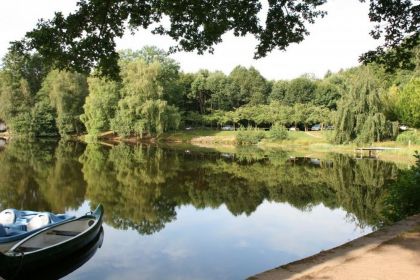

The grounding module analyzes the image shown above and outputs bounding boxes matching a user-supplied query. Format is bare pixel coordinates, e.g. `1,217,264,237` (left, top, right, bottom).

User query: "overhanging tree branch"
9,0,419,79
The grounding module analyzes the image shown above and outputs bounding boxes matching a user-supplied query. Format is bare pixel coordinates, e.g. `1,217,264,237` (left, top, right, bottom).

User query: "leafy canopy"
10,0,419,79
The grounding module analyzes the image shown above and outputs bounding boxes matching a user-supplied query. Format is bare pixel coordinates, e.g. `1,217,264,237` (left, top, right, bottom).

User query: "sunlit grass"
159,129,419,166
159,129,237,143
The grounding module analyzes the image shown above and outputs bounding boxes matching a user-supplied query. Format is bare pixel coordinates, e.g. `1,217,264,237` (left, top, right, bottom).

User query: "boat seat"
51,214,75,223
5,228,26,237
0,209,16,225
8,224,27,232
0,224,6,237
47,230,79,237
27,213,50,231
0,223,27,237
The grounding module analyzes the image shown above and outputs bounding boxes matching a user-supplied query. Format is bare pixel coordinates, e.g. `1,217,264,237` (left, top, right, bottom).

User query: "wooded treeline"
0,45,418,144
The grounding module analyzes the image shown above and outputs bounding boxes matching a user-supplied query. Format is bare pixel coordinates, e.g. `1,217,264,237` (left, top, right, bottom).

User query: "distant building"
0,120,7,132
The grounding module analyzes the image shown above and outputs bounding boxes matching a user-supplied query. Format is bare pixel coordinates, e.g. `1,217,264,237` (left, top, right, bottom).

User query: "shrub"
268,123,288,140
396,131,420,145
236,126,265,145
382,152,420,222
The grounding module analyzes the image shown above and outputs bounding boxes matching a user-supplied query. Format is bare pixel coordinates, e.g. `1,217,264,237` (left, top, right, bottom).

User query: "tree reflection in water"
0,140,86,212
0,140,419,236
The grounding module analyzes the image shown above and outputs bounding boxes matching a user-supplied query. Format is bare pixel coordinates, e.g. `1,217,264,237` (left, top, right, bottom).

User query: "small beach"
251,214,420,280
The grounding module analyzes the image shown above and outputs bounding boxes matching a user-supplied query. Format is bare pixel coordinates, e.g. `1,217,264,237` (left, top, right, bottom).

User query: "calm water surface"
0,140,416,279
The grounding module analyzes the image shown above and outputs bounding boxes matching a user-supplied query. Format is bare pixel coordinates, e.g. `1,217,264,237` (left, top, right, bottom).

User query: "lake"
0,140,417,279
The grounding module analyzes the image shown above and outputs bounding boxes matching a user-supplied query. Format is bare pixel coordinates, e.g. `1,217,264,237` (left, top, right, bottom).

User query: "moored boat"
0,209,75,253
3,227,104,280
0,204,104,277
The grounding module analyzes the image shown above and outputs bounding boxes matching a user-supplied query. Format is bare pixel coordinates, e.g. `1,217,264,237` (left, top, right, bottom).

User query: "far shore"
2,129,418,165
78,129,420,166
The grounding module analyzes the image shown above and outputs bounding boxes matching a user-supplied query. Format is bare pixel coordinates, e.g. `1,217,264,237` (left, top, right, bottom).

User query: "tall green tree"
177,72,197,113
31,92,58,137
80,77,120,137
269,80,289,103
229,66,269,106
38,70,88,137
120,47,183,107
0,71,33,134
314,79,342,109
0,51,49,135
268,102,293,126
334,67,398,144
190,70,211,114
381,84,400,121
206,71,237,111
396,77,420,127
284,77,317,105
2,51,49,94
111,59,180,137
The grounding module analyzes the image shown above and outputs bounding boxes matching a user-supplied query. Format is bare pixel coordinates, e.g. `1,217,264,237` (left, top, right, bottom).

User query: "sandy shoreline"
249,214,420,280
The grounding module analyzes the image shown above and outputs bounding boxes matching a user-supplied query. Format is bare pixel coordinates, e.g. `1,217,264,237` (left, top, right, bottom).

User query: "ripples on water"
0,140,418,279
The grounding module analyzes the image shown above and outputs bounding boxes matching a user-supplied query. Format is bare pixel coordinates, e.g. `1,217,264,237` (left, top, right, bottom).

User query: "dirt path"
250,214,420,280
304,131,322,138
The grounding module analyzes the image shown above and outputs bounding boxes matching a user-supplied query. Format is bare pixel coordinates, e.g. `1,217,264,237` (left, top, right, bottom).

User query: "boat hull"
0,205,103,277
0,241,18,254
7,227,104,280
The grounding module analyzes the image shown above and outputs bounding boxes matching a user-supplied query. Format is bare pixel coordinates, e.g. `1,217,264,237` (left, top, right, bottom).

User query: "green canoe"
0,204,104,278
4,226,104,279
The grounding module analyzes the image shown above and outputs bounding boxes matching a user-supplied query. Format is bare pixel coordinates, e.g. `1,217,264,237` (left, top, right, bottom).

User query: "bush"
382,152,420,222
236,127,265,145
268,123,288,140
396,131,420,145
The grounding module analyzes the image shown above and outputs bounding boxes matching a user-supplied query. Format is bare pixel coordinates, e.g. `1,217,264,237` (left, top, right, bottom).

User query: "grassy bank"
75,129,420,165
159,129,238,144
158,129,420,165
